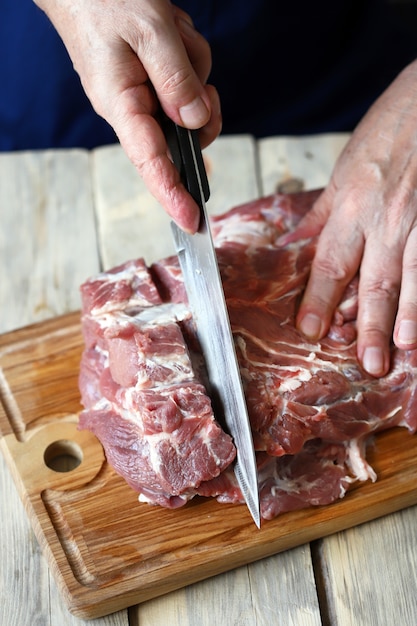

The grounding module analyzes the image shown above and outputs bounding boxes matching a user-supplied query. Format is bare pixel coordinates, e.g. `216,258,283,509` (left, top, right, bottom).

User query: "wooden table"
1,134,417,625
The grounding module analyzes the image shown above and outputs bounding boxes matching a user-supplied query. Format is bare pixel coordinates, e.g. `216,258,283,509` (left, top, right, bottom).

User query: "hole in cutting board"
43,439,83,473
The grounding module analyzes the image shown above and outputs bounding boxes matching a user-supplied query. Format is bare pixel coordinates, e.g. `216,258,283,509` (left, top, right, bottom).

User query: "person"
4,0,417,378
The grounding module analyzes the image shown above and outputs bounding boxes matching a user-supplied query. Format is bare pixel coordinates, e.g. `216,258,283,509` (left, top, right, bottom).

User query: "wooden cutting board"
1,312,417,619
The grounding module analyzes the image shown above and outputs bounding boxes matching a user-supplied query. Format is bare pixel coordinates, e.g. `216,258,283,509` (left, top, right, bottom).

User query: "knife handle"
162,115,210,209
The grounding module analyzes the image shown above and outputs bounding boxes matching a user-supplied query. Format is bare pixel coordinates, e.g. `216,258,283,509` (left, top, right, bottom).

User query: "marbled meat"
78,189,417,520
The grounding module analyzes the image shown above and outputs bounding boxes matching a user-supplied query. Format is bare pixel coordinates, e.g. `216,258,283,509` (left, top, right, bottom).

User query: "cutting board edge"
2,313,417,619
3,423,417,620
52,488,417,619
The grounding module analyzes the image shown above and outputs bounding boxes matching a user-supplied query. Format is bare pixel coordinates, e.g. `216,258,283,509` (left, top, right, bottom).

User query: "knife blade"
163,118,260,527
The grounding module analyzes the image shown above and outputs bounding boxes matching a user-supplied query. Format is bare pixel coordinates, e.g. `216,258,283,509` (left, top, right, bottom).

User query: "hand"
35,0,221,232
292,60,417,376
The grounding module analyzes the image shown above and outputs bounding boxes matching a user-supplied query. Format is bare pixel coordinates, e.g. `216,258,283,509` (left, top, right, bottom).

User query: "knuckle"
380,184,416,239
361,274,401,303
312,253,351,285
388,182,415,215
159,66,194,97
358,305,394,342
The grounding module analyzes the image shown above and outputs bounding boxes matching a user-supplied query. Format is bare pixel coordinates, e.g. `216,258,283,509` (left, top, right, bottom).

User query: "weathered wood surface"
1,135,417,625
0,150,127,626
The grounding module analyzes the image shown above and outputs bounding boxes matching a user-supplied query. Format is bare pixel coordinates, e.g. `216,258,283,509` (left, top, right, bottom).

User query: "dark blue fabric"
183,0,416,136
0,0,116,150
1,0,416,150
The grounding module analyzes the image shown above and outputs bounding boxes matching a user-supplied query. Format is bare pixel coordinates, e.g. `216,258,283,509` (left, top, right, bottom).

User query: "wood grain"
136,546,322,626
0,149,128,626
3,135,417,625
0,150,100,334
93,137,324,624
1,313,417,619
258,134,350,195
315,506,417,626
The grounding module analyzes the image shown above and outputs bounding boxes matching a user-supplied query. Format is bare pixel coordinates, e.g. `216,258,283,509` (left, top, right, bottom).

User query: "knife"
163,117,260,528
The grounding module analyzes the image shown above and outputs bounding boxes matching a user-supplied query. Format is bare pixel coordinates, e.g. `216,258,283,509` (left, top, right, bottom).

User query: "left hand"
292,60,417,377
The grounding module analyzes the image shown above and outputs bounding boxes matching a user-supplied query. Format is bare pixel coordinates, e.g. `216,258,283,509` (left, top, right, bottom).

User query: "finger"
393,226,417,350
174,11,212,84
133,6,212,129
198,84,222,149
356,239,402,377
117,107,200,233
83,41,203,233
296,195,363,340
114,81,219,232
114,82,219,230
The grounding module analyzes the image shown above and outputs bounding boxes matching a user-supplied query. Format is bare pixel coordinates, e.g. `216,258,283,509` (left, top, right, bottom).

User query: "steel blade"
170,137,260,526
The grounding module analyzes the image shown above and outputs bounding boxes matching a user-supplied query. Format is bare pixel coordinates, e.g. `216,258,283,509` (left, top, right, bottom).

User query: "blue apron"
1,0,415,150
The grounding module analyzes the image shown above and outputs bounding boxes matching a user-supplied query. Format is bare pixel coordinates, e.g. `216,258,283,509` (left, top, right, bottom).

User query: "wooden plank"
91,136,259,269
258,133,350,194
6,133,416,624
0,150,128,626
91,144,173,270
203,134,259,215
0,139,320,625
316,507,417,625
0,150,100,333
137,547,321,626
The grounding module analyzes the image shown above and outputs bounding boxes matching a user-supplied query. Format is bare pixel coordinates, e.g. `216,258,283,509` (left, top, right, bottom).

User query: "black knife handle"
162,115,210,209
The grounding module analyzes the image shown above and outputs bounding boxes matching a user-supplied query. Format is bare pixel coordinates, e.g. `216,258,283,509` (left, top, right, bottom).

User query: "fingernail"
179,97,209,128
299,313,322,340
397,319,417,345
362,347,385,377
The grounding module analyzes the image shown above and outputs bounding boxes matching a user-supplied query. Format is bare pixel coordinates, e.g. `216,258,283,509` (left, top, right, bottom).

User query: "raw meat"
78,190,417,521
79,258,236,508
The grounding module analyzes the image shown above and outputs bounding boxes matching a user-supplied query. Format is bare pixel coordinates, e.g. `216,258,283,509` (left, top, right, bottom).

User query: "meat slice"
78,259,236,507
78,189,417,520
79,382,235,508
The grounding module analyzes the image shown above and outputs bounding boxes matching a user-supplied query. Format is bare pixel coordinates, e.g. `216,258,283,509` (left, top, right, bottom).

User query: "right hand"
35,0,222,232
